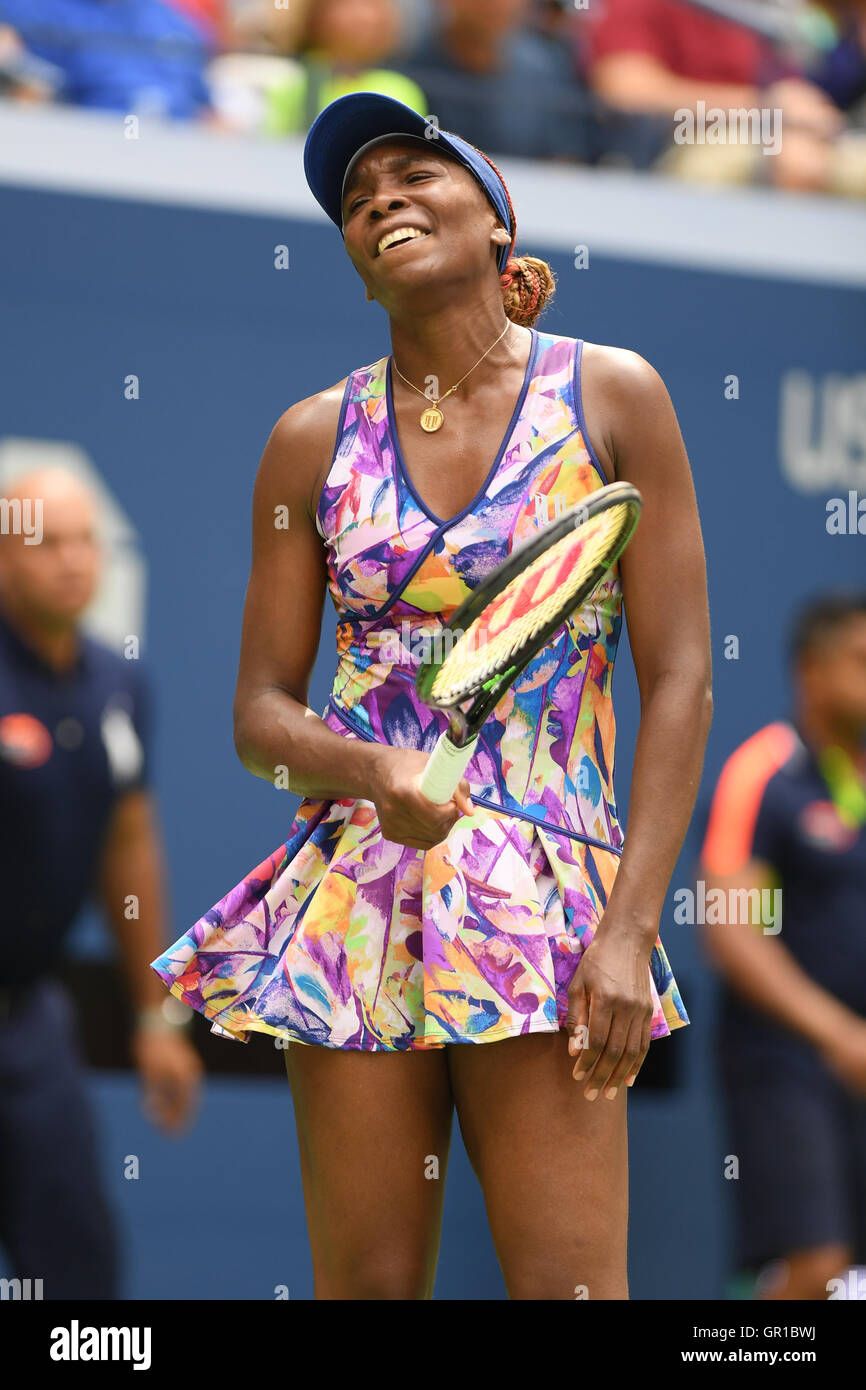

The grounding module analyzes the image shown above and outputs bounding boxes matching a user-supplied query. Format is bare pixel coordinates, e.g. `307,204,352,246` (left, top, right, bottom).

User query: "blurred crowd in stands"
0,0,864,196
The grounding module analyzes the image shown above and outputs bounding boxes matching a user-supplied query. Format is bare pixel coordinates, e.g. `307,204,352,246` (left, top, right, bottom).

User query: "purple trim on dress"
315,370,356,538
386,327,540,528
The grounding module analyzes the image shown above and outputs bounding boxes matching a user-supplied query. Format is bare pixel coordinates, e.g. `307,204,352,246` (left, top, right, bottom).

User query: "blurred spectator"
530,0,579,42
0,21,64,100
230,0,432,58
578,0,796,100
396,0,592,160
0,0,215,120
208,0,427,135
699,594,866,1299
808,0,866,117
576,0,861,193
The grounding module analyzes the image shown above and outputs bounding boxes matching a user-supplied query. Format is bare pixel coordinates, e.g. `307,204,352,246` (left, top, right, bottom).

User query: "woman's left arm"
566,347,713,1097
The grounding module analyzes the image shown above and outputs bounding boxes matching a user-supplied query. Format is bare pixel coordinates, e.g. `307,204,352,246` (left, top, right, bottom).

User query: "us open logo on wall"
779,370,866,494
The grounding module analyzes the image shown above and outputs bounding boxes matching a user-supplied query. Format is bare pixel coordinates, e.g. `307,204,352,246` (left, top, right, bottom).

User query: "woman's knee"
314,1247,435,1300
500,1240,628,1301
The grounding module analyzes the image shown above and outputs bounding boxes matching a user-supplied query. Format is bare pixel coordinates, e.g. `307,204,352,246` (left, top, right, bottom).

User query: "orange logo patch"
0,713,53,768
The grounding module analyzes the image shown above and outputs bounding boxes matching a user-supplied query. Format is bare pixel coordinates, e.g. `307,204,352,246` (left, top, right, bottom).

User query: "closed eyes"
346,170,436,217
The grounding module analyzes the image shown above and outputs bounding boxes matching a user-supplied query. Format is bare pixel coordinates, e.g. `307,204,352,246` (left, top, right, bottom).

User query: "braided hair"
472,146,557,328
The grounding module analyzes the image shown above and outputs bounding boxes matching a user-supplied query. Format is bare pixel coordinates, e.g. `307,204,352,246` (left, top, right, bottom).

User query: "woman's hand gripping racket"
415,481,642,804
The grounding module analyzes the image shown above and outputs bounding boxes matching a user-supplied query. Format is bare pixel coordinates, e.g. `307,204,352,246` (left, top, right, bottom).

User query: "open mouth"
376,227,431,257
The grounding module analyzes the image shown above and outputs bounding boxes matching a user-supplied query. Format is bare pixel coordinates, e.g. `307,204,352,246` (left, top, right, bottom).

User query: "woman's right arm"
232,394,472,847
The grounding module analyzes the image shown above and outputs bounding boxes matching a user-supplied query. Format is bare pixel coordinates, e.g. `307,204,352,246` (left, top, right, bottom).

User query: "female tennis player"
152,92,712,1300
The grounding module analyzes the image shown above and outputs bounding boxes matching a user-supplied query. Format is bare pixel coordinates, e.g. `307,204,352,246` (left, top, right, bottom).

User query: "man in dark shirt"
0,465,201,1299
700,593,866,1300
397,0,592,160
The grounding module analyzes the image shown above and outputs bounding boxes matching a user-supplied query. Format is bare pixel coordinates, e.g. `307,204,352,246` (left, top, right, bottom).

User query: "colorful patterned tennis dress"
151,329,689,1049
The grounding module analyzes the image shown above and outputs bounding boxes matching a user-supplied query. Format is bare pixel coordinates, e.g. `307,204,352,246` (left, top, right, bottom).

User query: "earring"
366,287,375,302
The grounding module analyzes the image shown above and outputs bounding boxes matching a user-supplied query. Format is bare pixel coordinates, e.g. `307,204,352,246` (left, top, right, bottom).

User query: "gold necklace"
392,321,511,432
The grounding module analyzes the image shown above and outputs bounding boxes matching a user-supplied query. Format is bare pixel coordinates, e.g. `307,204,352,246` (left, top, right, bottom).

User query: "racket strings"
431,505,628,703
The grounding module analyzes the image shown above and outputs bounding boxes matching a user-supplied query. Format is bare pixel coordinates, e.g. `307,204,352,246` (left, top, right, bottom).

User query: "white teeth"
377,227,429,255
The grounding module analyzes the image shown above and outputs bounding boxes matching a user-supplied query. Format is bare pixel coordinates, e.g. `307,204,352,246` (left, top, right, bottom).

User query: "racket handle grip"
418,729,477,805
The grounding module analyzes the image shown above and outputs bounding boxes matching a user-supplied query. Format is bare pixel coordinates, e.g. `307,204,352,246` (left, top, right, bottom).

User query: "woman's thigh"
284,1042,454,1299
447,1030,630,1300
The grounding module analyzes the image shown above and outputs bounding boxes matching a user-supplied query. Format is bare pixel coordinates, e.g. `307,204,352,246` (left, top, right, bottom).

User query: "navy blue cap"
303,92,515,273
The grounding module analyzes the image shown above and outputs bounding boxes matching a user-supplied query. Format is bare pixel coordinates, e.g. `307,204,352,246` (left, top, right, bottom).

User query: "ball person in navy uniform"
699,594,866,1300
0,466,202,1299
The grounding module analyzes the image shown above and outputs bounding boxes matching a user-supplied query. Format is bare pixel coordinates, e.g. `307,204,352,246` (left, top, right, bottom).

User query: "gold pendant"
420,405,444,432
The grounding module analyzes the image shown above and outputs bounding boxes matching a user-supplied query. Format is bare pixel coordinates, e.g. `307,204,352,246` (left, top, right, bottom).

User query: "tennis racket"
415,480,642,804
